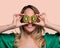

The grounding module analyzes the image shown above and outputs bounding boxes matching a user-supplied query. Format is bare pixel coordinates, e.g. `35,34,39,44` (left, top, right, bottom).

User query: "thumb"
21,23,28,26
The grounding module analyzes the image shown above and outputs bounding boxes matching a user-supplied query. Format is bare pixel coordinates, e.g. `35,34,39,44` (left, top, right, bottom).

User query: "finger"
35,14,41,17
39,13,46,21
34,22,39,24
33,22,39,25
19,14,24,20
33,22,37,24
36,13,45,21
41,14,48,23
19,14,25,17
37,16,42,21
13,15,17,20
21,23,28,26
13,15,21,23
16,15,21,20
14,14,21,20
35,14,39,16
40,13,46,18
35,14,42,22
33,22,45,26
14,14,23,19
14,14,24,17
14,14,20,17
40,13,46,16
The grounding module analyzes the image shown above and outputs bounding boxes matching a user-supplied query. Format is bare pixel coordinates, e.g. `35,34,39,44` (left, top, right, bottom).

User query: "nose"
28,17,32,23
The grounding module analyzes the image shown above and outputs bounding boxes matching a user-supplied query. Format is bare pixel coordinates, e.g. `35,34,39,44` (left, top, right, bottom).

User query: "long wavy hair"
14,5,46,48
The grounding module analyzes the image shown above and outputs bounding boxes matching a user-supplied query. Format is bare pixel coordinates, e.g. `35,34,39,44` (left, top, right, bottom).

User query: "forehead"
24,8,35,16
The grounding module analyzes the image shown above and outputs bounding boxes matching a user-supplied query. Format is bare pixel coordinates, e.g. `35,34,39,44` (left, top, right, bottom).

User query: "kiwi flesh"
23,15,29,23
31,15,37,23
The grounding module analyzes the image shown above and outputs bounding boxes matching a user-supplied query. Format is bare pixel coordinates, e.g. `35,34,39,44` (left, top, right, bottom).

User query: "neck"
21,28,38,38
22,29,33,36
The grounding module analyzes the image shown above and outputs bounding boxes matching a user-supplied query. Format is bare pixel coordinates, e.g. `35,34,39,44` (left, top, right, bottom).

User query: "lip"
27,26,33,28
27,27,32,28
27,24,33,28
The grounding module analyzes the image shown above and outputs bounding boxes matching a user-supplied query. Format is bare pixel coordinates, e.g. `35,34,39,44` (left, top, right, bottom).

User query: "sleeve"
44,32,60,48
57,33,60,47
0,33,15,48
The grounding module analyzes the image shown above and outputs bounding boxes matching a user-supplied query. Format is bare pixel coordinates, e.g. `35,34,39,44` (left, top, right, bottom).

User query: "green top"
0,32,60,48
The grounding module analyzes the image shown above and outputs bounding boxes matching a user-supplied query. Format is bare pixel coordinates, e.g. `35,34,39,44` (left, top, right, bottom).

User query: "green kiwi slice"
23,15,29,23
31,15,37,23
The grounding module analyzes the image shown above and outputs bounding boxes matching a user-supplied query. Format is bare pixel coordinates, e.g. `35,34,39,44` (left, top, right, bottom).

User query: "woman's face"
23,8,37,33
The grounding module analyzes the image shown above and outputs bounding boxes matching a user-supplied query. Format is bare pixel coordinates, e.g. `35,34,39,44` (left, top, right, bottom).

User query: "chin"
23,25,37,33
23,27,36,33
26,28,35,33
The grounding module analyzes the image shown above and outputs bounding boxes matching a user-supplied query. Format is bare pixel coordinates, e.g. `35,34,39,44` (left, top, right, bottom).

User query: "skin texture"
0,8,60,33
0,7,60,48
23,8,37,33
15,8,45,48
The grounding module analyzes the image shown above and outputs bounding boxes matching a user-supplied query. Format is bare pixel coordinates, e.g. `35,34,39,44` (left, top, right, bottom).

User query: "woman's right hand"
0,14,28,33
12,14,28,28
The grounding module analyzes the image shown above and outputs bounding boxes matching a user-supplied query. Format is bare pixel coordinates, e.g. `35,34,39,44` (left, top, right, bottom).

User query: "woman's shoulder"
0,33,15,48
0,32,15,36
43,32,60,48
0,33,15,41
44,32,60,37
44,32,60,40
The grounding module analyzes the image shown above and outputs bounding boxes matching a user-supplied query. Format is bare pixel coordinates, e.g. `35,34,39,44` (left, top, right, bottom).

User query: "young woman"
0,5,60,48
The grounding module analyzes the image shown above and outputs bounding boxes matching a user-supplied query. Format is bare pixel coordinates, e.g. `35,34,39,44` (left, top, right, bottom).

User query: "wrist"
10,23,16,29
44,21,53,29
44,22,50,28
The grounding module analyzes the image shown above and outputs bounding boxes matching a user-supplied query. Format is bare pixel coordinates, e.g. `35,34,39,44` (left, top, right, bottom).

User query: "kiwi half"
22,15,29,23
31,15,37,23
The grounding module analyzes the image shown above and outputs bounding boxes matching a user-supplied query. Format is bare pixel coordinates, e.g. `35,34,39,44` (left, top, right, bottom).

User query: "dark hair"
21,5,40,14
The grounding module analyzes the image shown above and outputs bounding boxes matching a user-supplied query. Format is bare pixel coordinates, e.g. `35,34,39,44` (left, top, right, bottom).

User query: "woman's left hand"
33,13,48,27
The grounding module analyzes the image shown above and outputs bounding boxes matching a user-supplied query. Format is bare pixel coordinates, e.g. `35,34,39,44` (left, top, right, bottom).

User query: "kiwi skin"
31,15,37,23
22,15,29,23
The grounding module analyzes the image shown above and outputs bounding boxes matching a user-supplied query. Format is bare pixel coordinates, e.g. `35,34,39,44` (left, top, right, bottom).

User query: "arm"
40,13,60,33
45,22,60,33
35,13,60,33
0,24,16,33
0,14,28,33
